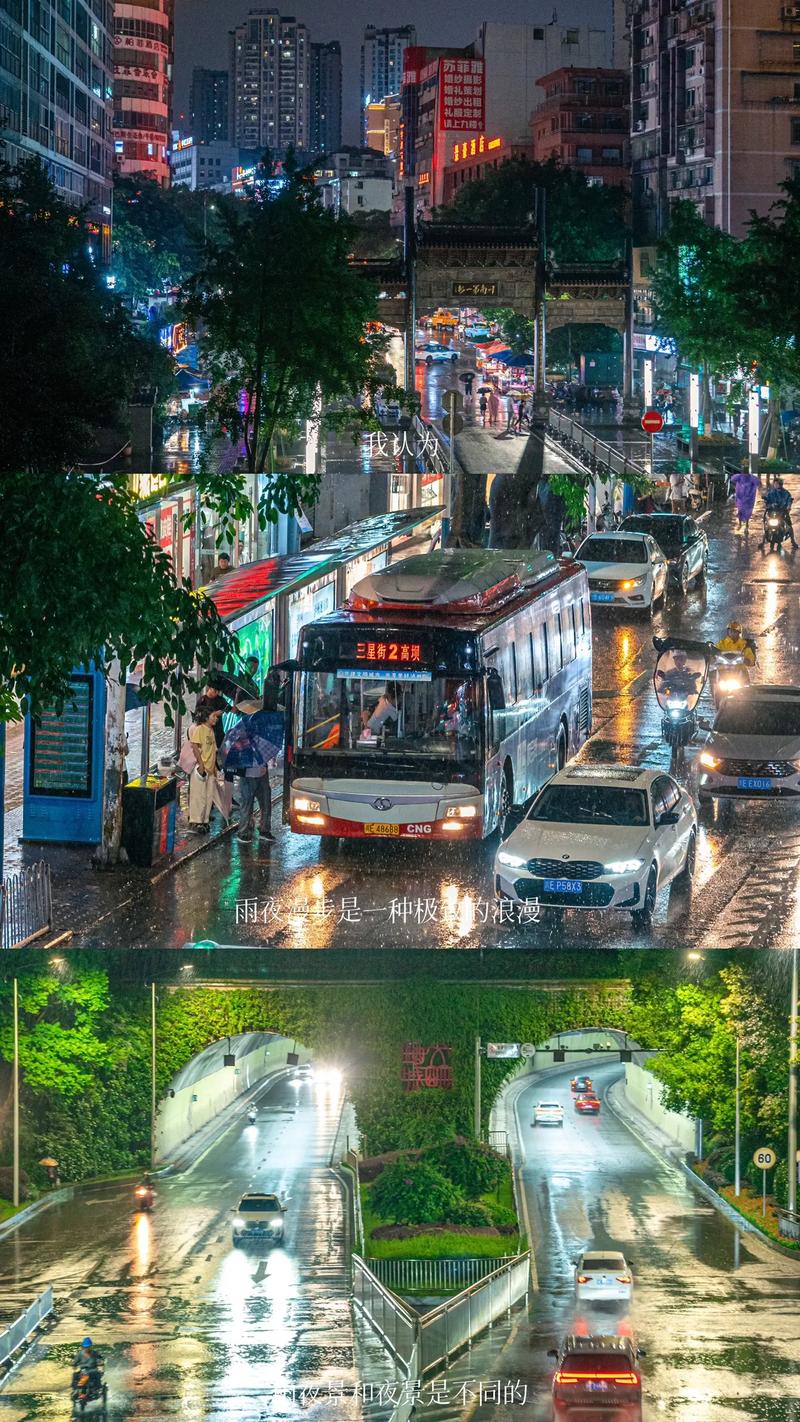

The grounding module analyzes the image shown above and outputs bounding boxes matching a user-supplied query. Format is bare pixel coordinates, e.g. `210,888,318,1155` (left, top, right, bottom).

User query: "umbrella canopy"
477,384,494,394
220,711,283,771
207,668,260,703
482,340,511,356
39,1157,59,1168
504,352,535,368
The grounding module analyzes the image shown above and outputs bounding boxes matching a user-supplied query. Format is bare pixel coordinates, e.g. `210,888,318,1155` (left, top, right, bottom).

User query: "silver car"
231,1191,286,1246
697,686,800,804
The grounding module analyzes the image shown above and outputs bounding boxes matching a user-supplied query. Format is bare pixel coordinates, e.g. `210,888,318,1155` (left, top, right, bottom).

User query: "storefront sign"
439,58,485,132
451,134,501,162
401,1042,453,1090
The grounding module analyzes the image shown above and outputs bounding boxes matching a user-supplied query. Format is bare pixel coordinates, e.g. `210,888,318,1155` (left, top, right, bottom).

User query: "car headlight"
497,850,526,868
620,577,645,590
445,804,478,818
699,751,720,770
604,858,644,876
294,796,321,812
233,1219,244,1232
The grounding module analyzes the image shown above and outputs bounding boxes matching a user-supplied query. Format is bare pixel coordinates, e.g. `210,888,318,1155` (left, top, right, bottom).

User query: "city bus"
284,548,592,841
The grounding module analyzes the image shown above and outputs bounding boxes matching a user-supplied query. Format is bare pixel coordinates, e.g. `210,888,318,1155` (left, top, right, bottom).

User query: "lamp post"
12,978,19,1208
789,948,798,1215
734,1035,741,1198
150,981,157,1170
474,1035,483,1142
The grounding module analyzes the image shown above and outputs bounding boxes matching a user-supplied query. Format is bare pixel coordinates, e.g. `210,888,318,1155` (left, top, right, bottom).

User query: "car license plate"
543,878,582,894
587,1382,609,1392
590,591,615,603
364,822,400,836
737,776,773,790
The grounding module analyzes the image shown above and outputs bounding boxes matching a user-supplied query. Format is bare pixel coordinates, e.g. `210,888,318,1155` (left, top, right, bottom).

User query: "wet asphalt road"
0,1074,391,1422
72,465,800,953
458,1061,800,1421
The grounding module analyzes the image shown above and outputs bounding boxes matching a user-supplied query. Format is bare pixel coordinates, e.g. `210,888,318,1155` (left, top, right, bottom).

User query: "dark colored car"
620,512,708,594
571,1075,593,1093
575,1093,601,1114
549,1335,644,1419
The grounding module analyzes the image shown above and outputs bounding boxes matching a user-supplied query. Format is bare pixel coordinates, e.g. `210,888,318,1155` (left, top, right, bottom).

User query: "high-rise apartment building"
531,67,629,187
310,40,341,156
629,0,800,240
113,0,173,186
475,21,612,144
190,67,229,145
360,24,416,139
0,0,114,246
229,9,311,156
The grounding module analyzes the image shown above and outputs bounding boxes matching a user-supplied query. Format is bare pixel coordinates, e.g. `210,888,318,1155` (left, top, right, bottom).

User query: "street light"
734,1035,741,1198
12,978,19,1208
788,948,798,1215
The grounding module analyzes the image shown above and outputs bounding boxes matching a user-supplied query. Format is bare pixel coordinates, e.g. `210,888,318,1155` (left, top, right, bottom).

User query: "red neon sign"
356,641,422,664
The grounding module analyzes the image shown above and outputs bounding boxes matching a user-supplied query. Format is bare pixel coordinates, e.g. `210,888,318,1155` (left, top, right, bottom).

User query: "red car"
570,1075,593,1094
575,1093,601,1114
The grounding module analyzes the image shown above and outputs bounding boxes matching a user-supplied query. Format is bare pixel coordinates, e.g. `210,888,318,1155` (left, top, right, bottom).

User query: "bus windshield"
298,669,481,761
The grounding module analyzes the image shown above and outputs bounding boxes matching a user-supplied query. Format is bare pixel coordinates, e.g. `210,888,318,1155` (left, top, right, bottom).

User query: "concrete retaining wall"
622,1060,696,1153
154,1037,311,1163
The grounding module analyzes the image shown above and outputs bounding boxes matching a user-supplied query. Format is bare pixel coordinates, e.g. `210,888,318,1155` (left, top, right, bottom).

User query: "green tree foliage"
650,201,744,383
111,175,234,304
369,1160,463,1224
0,159,174,474
422,1139,507,1195
348,208,402,261
182,156,405,527
0,469,232,722
440,157,627,262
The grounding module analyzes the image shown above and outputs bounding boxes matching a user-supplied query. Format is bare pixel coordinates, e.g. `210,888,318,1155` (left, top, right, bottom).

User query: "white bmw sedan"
494,766,697,929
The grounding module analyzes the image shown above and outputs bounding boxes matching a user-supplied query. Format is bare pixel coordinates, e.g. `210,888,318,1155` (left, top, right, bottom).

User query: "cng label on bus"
406,823,433,835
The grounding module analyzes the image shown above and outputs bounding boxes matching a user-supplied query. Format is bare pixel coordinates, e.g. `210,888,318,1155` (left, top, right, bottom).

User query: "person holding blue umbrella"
220,705,283,844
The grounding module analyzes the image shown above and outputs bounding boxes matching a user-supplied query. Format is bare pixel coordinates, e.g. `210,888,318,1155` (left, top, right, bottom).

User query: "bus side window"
550,614,563,674
517,631,533,702
562,606,576,664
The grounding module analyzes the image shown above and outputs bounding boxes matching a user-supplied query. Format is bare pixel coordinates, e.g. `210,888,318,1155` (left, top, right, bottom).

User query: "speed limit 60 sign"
753,1147,777,1170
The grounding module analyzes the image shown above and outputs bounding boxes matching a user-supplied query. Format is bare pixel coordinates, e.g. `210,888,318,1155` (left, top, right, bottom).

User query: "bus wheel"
556,727,568,771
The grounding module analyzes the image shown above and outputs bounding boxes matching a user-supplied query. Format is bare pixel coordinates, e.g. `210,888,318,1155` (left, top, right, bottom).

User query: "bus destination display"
29,676,94,798
354,640,425,665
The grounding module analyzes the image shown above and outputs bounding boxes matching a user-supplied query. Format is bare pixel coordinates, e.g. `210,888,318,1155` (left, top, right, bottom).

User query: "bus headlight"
445,805,478,818
294,796,321,812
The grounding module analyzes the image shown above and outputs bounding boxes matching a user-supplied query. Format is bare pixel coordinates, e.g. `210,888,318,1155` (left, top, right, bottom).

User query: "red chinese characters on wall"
401,1042,453,1090
439,58,485,133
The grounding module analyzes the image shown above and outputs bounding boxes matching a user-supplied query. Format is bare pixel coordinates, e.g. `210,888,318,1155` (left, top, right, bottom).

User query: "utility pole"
12,977,19,1208
150,981,157,1169
789,948,798,1214
532,186,549,426
474,1035,482,1142
734,1036,741,1198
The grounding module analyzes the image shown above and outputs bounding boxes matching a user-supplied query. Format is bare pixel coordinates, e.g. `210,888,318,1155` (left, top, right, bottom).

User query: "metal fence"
547,409,650,486
416,1253,530,1375
352,1255,418,1374
353,1252,530,1380
778,1209,800,1242
0,862,52,950
0,1286,54,1368
369,1254,515,1294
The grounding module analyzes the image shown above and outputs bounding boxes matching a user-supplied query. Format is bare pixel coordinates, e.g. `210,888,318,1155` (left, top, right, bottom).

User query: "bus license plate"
591,592,614,603
543,878,582,894
737,776,772,790
364,823,400,836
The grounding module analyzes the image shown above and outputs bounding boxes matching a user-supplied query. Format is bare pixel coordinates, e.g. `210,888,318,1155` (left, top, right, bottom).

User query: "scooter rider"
72,1337,103,1388
763,477,799,548
715,622,756,665
654,648,703,702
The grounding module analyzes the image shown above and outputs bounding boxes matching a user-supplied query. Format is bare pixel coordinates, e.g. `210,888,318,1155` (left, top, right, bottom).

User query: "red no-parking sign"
641,408,664,434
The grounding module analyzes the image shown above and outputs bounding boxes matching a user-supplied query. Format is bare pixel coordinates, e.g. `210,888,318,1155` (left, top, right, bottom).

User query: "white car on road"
574,531,668,614
415,341,459,364
532,1101,564,1127
231,1191,286,1245
698,685,800,806
575,1250,633,1303
494,766,697,928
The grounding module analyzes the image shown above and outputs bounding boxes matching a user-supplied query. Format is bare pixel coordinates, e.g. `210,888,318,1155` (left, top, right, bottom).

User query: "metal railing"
547,409,651,486
352,1255,419,1373
0,1286,54,1368
342,1149,365,1255
778,1208,800,1242
416,1253,529,1375
0,862,52,950
353,1251,530,1379
369,1254,515,1294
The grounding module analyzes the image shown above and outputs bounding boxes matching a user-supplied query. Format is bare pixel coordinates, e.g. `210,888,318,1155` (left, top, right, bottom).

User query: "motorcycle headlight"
605,859,644,876
668,702,688,717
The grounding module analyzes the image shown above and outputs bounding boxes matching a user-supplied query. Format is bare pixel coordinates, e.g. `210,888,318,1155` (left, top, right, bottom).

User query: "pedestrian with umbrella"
220,708,283,844
459,370,475,398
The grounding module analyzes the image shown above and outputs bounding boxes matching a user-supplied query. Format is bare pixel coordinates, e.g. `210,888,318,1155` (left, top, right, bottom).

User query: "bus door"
485,664,505,829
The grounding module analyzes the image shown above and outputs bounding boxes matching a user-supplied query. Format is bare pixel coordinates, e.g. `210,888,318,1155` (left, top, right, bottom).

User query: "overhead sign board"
487,1043,520,1059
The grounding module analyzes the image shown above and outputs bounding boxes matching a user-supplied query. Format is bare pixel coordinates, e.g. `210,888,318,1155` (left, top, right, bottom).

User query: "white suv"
231,1192,286,1246
533,1101,564,1127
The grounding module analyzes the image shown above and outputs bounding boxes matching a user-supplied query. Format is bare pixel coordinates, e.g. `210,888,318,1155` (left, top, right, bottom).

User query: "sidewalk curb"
604,1079,800,1266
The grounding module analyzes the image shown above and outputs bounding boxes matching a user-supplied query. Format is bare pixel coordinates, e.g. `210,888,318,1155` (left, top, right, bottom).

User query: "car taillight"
555,1372,639,1386
576,1274,591,1284
617,1274,632,1284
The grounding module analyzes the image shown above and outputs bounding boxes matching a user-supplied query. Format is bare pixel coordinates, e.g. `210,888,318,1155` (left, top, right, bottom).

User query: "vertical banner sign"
749,387,761,457
689,372,700,430
643,359,654,411
439,58,485,131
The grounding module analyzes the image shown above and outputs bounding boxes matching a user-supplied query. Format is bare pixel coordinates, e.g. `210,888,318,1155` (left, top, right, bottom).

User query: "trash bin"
122,775,177,867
